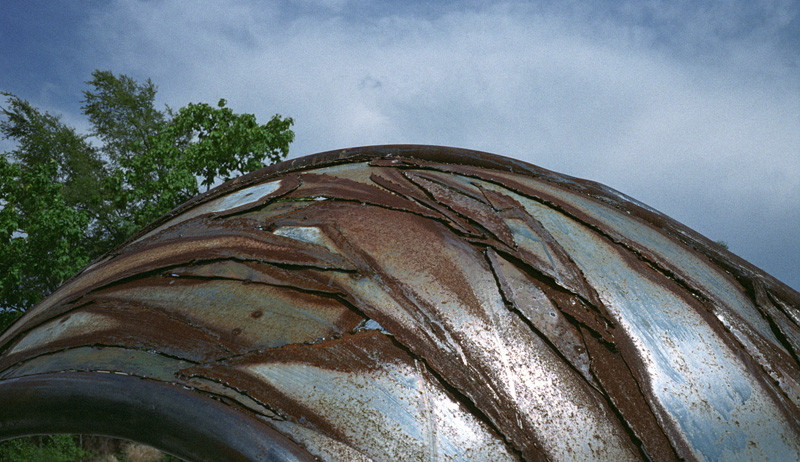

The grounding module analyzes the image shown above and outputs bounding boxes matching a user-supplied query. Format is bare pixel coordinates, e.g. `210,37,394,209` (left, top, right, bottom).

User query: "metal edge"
0,372,313,462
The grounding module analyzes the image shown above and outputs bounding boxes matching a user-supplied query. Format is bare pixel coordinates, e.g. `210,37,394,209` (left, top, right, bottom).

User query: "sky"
1,0,798,290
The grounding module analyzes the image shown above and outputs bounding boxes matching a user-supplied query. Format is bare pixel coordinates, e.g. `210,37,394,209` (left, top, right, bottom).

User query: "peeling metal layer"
1,145,798,461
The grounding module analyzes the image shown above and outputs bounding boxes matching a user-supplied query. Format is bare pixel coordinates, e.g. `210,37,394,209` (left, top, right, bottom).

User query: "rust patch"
2,145,798,461
486,247,598,387
168,260,345,296
370,167,482,236
284,173,436,219
402,170,517,247
0,301,231,372
579,326,681,461
182,331,521,461
86,276,364,355
479,186,608,313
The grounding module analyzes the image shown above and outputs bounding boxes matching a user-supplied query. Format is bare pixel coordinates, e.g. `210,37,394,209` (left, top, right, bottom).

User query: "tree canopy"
0,71,294,324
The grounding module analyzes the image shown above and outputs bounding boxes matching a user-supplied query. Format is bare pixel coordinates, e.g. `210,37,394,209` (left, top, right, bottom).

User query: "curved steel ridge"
1,145,798,461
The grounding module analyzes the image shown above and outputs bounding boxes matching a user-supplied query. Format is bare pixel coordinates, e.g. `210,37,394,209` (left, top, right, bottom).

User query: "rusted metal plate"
1,145,798,461
183,331,518,461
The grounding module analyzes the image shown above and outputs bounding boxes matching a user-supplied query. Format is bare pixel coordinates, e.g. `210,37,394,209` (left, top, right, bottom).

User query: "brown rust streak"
607,238,800,455
295,201,563,460
1,225,356,347
168,260,346,297
578,326,680,461
84,276,364,356
402,170,517,248
404,170,491,204
182,330,518,461
396,158,800,341
369,168,482,237
765,306,800,369
754,280,800,365
283,172,436,218
378,159,800,396
479,186,610,327
380,159,729,457
368,152,790,307
485,247,599,389
179,332,392,454
0,301,233,372
124,216,354,270
478,168,800,410
372,164,615,344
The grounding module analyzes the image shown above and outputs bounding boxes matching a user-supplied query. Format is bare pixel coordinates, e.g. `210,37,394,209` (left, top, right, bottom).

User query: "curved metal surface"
0,145,798,461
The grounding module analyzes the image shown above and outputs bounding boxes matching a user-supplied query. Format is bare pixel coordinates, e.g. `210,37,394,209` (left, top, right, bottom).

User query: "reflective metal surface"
1,145,798,461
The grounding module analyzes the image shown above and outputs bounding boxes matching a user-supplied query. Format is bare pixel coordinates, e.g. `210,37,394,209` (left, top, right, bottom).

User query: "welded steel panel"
1,145,798,461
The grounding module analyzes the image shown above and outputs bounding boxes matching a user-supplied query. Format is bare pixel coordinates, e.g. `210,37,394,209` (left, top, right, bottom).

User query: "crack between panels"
398,173,514,245
417,166,714,308
295,234,529,458
402,170,490,204
483,234,682,460
40,267,364,361
174,372,287,423
0,342,201,382
626,258,800,397
368,172,485,237
766,289,800,328
764,292,800,368
268,183,485,242
19,342,199,367
753,302,800,371
481,244,618,348
484,247,676,462
159,269,348,298
0,299,97,359
486,187,787,368
3,296,234,365
187,387,284,423
3,254,354,353
611,257,800,406
203,293,377,364
484,248,605,395
576,328,676,462
79,299,238,357
382,334,527,462
205,330,374,364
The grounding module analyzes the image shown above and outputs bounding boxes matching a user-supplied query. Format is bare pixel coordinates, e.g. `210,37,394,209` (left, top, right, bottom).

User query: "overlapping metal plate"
1,145,798,461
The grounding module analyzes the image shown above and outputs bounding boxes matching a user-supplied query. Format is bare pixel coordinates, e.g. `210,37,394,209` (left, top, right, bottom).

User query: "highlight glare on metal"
1,145,798,461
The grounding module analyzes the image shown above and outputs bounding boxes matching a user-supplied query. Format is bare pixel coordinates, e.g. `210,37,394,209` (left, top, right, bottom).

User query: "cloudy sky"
1,0,798,290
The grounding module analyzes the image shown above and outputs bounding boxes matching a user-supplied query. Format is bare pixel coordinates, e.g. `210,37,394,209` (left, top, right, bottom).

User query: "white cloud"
65,0,800,288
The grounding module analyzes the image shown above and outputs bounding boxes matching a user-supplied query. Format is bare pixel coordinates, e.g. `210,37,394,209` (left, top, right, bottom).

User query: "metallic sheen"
1,145,798,461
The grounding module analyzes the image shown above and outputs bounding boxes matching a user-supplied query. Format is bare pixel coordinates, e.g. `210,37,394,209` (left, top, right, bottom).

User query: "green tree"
0,435,94,462
0,71,294,325
81,70,293,247
0,158,91,309
0,92,104,229
82,71,165,167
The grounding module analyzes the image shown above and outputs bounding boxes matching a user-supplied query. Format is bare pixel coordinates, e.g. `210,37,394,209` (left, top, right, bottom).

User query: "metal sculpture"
0,145,798,461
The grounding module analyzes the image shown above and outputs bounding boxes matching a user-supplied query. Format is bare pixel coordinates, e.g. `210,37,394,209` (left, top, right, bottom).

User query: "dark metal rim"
0,372,313,462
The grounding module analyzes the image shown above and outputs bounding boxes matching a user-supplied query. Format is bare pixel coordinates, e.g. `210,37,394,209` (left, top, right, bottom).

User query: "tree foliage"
0,435,94,462
0,158,91,310
0,71,294,321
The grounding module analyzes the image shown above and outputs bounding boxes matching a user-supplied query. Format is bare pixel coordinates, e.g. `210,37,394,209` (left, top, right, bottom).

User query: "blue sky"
1,0,798,290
